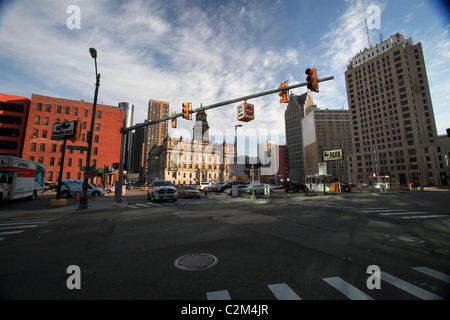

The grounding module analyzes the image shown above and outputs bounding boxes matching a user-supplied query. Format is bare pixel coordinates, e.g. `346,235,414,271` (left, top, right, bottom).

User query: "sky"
0,0,449,152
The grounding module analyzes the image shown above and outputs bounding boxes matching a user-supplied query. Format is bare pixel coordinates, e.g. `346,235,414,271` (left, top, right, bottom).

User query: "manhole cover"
174,253,218,271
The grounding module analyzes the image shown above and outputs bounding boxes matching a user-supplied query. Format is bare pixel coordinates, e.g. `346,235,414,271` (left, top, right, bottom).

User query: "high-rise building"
147,99,169,149
144,99,169,182
284,92,315,182
345,33,443,186
302,105,352,183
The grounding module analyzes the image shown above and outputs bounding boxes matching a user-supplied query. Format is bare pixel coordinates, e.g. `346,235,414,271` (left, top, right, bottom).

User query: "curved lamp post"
78,48,100,210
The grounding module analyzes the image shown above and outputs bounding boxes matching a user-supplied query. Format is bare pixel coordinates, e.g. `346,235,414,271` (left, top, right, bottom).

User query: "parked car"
284,181,309,193
247,183,273,195
206,182,225,192
147,180,178,202
224,184,249,196
96,184,114,193
340,183,352,192
178,185,201,199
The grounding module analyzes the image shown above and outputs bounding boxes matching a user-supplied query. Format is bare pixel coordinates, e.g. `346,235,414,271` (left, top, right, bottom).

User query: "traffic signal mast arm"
123,75,334,134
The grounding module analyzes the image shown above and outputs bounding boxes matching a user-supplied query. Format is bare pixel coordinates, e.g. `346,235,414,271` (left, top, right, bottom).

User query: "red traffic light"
305,67,318,92
278,82,288,103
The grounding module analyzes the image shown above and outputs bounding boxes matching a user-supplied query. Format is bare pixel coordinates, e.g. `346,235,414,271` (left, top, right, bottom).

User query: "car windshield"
154,181,173,187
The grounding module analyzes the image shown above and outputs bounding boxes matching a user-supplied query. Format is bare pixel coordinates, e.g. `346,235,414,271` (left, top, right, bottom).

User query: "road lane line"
206,290,231,300
380,271,444,300
412,267,450,284
323,277,374,300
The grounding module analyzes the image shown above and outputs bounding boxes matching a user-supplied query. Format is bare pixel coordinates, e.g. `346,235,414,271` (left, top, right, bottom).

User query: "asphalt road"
0,189,449,304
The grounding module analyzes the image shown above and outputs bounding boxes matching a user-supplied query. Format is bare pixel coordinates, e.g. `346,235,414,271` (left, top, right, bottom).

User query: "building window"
30,143,36,152
65,107,70,115
57,105,62,114
40,143,45,152
41,130,47,138
95,123,100,131
74,108,78,116
34,116,40,124
43,117,49,125
84,110,88,117
45,104,51,112
97,111,102,119
36,103,42,111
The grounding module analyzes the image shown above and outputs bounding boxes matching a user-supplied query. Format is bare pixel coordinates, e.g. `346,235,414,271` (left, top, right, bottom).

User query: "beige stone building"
345,33,444,186
147,111,235,185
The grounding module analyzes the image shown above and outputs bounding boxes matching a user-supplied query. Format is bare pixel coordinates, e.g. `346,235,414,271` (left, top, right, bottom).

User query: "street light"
78,47,100,210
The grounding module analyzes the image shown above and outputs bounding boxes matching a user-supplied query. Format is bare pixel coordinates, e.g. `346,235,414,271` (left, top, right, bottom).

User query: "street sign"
51,121,77,141
80,166,96,172
237,102,255,122
67,145,88,151
230,163,245,177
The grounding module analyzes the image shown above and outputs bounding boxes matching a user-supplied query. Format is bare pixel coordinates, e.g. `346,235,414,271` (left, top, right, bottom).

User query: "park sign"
323,149,343,161
51,121,77,141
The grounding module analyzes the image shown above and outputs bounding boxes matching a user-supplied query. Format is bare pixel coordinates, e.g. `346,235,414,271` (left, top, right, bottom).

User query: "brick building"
0,93,31,157
22,94,124,184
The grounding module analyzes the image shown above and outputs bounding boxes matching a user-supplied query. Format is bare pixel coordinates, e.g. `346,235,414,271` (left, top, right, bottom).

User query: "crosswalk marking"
380,271,444,300
0,230,24,235
206,290,231,300
323,277,374,300
379,211,426,216
0,216,59,241
267,283,302,300
412,267,450,284
401,215,447,219
203,266,448,300
0,224,38,229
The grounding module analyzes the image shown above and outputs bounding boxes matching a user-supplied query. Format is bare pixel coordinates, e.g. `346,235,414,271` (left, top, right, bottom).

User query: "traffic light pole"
114,76,334,203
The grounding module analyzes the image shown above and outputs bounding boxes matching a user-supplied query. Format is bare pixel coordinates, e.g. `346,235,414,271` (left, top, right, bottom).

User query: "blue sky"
0,0,449,148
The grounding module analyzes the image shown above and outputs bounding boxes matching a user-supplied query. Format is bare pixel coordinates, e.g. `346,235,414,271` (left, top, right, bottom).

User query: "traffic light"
278,82,288,103
182,102,191,120
171,112,177,128
305,67,318,92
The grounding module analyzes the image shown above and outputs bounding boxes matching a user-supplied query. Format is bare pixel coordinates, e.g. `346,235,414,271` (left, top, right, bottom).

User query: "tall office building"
144,99,169,182
147,99,169,149
284,92,315,182
302,105,352,183
345,33,443,186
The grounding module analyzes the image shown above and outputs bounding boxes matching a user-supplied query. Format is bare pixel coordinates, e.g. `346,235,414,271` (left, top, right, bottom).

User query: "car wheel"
92,191,100,197
152,194,157,203
61,190,70,198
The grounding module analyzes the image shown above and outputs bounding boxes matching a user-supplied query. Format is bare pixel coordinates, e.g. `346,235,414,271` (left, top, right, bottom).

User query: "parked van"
60,179,105,198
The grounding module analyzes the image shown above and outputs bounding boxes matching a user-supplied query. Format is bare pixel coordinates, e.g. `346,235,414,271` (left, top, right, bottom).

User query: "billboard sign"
323,149,343,161
51,121,77,141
